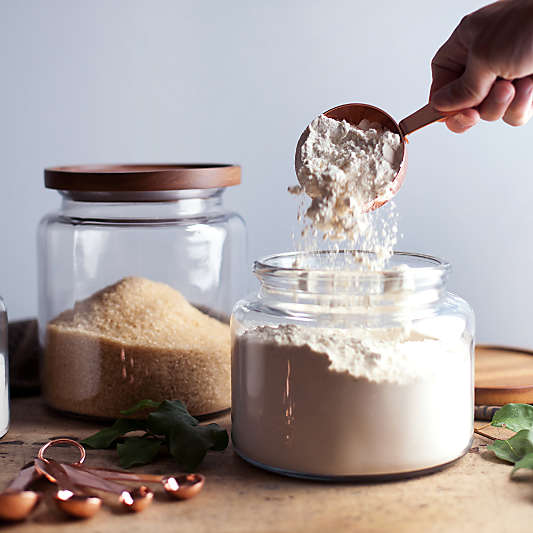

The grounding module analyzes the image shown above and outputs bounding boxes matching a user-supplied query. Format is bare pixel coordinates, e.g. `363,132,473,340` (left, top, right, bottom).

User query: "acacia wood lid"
475,345,533,405
44,164,241,191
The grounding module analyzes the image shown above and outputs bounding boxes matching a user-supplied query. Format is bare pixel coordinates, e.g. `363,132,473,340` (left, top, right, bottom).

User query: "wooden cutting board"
475,345,533,406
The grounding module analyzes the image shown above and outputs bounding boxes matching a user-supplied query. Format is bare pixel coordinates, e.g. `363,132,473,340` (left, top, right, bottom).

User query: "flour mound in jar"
43,276,230,418
232,322,473,477
291,114,403,269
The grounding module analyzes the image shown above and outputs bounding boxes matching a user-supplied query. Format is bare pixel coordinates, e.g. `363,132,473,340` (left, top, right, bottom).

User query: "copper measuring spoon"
295,103,445,211
67,465,205,500
37,438,152,515
34,458,102,519
0,464,41,522
36,459,154,513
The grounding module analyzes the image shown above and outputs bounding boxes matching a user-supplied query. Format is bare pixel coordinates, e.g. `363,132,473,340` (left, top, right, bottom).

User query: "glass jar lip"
58,188,225,203
254,250,451,281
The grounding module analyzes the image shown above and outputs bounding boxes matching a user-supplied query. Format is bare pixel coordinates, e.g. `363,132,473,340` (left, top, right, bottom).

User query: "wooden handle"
399,104,445,136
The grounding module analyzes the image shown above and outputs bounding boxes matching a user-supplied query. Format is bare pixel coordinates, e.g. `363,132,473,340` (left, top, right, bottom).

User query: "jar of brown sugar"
38,164,247,419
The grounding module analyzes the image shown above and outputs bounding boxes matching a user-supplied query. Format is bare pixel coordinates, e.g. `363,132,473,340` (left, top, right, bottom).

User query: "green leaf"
491,403,533,432
81,418,147,449
488,430,533,464
117,437,163,468
167,427,209,471
120,399,161,416
512,451,533,474
82,399,228,470
167,423,229,471
147,400,198,435
199,423,230,451
145,400,229,470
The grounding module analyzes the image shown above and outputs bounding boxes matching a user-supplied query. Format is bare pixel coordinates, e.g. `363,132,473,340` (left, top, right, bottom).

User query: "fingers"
503,76,533,126
478,79,515,121
431,56,496,112
444,77,533,132
445,108,480,133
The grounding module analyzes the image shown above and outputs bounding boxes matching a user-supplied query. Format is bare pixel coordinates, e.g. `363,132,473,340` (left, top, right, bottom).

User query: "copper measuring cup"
0,464,42,522
295,103,445,211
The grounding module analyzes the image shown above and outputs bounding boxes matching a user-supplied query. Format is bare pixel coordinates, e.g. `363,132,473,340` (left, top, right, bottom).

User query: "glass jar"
38,164,246,419
231,251,474,480
0,296,8,438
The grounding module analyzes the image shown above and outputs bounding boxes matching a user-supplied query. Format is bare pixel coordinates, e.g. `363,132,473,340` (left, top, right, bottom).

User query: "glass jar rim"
254,250,451,283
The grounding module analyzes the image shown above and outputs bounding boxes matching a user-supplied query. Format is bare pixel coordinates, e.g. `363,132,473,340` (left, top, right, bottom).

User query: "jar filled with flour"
231,251,474,480
38,164,246,419
0,296,8,438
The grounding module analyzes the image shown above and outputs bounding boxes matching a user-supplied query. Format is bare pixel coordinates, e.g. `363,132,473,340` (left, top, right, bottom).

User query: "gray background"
1,0,531,346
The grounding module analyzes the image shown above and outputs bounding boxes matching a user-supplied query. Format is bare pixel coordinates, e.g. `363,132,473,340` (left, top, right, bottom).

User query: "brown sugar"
43,276,230,419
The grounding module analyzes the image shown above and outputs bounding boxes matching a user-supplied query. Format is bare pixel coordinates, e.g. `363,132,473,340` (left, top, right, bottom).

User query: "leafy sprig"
487,403,533,474
81,400,228,470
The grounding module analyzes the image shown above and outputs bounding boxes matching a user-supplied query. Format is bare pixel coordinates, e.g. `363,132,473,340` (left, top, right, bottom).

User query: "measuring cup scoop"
295,102,446,211
0,464,42,522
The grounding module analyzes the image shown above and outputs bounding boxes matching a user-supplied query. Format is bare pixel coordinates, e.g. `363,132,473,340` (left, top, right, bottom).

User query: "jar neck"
58,188,225,219
253,251,450,319
257,273,447,316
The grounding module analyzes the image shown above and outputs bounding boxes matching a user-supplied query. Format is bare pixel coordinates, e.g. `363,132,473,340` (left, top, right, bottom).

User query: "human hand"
430,0,533,133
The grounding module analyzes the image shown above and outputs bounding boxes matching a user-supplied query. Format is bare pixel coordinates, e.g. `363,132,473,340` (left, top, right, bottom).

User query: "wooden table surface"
1,397,532,533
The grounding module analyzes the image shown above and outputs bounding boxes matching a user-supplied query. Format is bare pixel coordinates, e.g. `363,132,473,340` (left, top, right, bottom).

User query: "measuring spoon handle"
59,463,133,494
34,459,81,492
76,465,163,483
3,465,39,493
399,104,445,136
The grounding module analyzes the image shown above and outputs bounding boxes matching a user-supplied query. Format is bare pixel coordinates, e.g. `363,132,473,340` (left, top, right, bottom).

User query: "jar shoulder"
232,290,475,337
441,291,475,320
37,207,246,227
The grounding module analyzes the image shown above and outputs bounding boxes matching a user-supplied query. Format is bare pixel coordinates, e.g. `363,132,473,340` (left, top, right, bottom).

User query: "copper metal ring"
37,438,86,464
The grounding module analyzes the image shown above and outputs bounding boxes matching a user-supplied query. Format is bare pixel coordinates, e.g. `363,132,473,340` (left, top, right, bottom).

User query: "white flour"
0,354,8,437
291,115,403,269
232,322,473,477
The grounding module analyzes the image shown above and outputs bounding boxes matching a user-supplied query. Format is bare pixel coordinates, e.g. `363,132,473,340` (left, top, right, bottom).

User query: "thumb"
431,56,496,111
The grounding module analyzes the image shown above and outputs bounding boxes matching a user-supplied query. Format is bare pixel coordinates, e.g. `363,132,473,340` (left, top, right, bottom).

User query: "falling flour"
230,111,474,478
291,114,403,268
